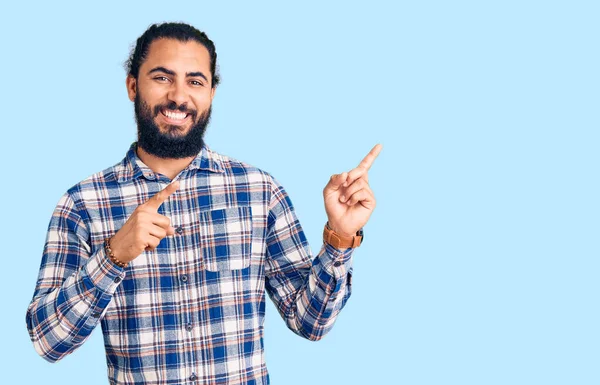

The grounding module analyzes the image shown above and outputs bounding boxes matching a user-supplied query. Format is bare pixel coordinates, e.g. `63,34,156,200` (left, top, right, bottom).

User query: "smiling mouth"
160,109,191,125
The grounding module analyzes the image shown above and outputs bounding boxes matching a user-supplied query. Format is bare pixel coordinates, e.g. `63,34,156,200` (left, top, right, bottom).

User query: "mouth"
159,109,191,126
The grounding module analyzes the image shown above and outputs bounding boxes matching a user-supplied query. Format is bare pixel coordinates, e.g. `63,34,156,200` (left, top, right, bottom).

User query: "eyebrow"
186,71,208,82
148,67,208,82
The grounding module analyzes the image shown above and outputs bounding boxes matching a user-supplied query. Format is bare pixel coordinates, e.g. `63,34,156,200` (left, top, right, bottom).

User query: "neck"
136,146,196,181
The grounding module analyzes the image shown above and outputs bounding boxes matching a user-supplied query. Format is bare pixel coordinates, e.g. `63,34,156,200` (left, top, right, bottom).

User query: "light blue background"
1,1,598,384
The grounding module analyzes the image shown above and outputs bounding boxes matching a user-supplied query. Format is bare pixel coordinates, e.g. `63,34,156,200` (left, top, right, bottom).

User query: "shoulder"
208,147,279,187
206,148,295,213
62,158,126,207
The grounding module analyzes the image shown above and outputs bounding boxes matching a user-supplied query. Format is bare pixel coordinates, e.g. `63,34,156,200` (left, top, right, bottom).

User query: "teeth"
164,110,187,120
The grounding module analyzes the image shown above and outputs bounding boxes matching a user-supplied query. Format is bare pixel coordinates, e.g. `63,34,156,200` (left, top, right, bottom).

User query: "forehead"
142,38,211,75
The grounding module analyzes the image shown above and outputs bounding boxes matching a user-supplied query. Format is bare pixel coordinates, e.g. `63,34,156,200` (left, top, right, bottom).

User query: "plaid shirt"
26,144,354,385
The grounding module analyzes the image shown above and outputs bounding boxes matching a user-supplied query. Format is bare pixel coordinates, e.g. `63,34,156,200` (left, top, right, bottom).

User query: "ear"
210,86,216,102
126,75,137,102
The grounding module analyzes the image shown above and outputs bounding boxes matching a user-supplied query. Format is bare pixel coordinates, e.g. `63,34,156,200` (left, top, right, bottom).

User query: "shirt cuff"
320,242,354,277
82,246,126,295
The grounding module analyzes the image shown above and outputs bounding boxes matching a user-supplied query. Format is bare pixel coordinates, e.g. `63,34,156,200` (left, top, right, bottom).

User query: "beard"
134,94,212,159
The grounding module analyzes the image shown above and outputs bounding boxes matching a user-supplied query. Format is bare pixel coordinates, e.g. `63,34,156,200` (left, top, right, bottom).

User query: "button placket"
166,183,201,380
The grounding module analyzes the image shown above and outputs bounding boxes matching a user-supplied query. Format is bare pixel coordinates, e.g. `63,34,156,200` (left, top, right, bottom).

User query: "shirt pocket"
198,206,253,272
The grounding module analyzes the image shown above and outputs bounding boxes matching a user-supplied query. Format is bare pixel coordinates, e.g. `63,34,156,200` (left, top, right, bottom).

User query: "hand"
109,181,179,263
323,144,382,237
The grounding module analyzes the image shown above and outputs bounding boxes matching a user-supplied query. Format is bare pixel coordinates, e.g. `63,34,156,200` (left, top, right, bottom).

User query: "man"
26,22,381,385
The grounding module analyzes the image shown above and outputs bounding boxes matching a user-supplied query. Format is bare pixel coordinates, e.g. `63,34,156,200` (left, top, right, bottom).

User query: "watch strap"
323,224,363,249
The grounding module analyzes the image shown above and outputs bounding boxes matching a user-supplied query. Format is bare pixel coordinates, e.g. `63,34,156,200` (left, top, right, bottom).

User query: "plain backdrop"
1,1,599,384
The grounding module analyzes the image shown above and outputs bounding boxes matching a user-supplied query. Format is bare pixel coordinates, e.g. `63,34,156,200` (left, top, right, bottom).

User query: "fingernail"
340,195,346,202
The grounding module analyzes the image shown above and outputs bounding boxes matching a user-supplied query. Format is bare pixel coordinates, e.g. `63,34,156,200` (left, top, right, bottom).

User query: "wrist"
105,238,129,268
323,223,363,249
326,222,357,238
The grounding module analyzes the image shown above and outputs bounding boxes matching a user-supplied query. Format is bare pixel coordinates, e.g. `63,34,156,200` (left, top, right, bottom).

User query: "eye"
189,80,204,87
153,76,170,83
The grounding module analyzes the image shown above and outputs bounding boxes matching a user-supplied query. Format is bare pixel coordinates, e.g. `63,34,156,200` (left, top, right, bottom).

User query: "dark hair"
125,22,220,87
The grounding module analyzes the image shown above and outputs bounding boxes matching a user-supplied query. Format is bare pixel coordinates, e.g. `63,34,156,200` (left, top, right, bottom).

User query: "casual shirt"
26,144,354,385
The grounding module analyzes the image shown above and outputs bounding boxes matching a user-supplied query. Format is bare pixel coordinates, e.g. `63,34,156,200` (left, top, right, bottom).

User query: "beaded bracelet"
104,238,128,268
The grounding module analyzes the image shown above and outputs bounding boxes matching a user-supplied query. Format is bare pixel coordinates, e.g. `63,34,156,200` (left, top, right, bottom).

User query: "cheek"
145,88,168,105
137,81,166,102
192,94,213,110
194,98,210,114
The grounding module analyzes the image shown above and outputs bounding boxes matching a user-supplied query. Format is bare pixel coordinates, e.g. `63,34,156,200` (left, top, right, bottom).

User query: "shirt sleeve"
264,180,354,341
25,192,126,363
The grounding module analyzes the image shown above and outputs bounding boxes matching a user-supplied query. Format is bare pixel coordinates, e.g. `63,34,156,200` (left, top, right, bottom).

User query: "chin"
166,126,189,135
156,122,190,135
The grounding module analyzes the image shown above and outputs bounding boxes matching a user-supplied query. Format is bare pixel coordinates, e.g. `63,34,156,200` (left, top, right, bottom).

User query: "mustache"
153,101,198,120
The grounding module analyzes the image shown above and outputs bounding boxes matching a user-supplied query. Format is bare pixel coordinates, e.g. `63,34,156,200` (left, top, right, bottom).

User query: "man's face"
126,38,216,158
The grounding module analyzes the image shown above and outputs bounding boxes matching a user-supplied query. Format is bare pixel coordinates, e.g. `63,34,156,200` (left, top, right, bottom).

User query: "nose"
167,80,190,107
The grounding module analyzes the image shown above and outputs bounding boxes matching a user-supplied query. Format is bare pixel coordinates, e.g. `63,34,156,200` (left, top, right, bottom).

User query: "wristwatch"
323,223,363,249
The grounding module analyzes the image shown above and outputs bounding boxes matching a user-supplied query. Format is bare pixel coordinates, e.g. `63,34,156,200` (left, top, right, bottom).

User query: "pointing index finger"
357,144,383,171
144,181,180,211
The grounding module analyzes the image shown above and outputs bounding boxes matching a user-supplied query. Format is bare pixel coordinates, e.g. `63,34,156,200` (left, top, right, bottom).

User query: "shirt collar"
115,142,225,183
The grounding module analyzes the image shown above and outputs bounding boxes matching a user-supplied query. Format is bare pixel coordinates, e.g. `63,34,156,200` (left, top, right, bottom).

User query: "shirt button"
180,275,188,283
189,373,198,381
92,311,102,318
333,261,342,267
176,226,184,234
186,323,193,331
114,276,122,283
